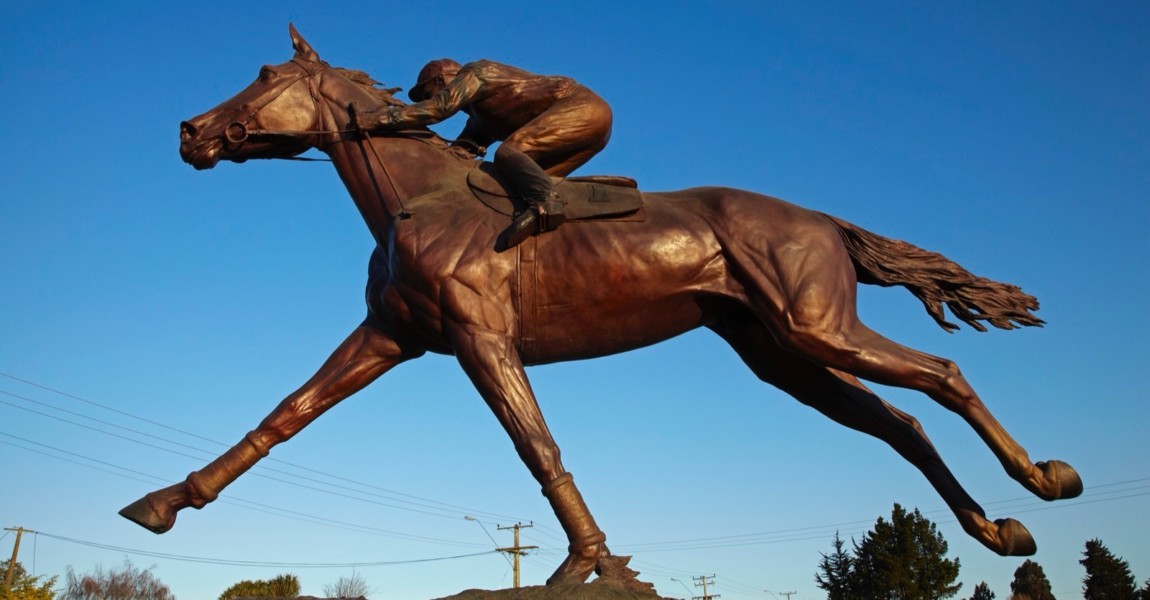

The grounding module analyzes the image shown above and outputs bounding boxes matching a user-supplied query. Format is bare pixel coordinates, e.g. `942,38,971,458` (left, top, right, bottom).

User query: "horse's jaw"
180,137,310,170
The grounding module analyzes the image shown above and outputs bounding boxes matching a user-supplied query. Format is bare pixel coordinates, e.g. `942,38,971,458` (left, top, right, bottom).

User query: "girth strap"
515,237,539,359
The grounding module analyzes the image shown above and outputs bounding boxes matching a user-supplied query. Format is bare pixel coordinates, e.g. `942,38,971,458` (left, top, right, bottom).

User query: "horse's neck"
324,133,460,244
314,77,463,244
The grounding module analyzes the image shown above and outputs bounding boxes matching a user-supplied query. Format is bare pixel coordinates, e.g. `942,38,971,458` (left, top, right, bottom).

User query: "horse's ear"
289,23,321,62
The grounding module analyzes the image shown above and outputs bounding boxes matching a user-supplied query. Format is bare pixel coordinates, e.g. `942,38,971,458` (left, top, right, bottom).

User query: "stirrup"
501,209,539,249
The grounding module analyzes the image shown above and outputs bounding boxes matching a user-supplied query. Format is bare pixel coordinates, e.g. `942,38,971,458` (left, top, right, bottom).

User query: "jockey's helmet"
409,59,463,102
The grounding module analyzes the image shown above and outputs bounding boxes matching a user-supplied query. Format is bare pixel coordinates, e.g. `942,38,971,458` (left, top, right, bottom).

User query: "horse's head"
179,25,333,170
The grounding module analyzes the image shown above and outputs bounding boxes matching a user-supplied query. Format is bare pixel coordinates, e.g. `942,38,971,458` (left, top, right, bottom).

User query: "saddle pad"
467,163,644,221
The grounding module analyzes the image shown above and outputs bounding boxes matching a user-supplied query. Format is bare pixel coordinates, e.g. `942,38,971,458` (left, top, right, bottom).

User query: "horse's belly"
523,296,708,364
517,217,733,364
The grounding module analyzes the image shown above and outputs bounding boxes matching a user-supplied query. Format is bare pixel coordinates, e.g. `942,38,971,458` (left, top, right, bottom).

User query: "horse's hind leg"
735,230,1081,504
710,320,1038,555
120,323,416,533
778,306,1080,502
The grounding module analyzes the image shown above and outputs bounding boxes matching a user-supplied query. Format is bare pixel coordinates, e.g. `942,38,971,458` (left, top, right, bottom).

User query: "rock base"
434,582,671,600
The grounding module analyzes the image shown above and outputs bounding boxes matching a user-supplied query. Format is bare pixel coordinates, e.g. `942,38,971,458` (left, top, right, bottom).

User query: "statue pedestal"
434,582,670,600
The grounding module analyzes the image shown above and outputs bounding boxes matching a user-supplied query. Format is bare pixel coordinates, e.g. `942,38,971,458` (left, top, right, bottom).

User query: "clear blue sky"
2,2,1147,599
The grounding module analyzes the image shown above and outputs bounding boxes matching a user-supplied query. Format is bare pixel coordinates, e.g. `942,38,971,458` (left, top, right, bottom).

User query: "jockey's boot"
495,144,567,249
504,192,566,249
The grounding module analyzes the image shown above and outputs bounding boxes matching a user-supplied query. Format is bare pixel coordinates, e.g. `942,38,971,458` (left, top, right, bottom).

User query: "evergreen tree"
967,581,995,600
1135,579,1150,600
1,559,58,600
815,531,855,600
1081,539,1137,600
845,503,961,599
1010,559,1055,600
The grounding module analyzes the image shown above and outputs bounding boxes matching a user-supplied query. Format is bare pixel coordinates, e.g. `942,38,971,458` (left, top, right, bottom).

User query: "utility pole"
777,592,797,600
4,527,30,596
496,522,537,588
692,574,720,600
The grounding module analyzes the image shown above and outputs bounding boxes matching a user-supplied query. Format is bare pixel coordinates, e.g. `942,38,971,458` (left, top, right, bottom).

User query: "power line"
8,411,1149,559
6,370,1150,589
0,371,224,446
616,481,1150,554
0,377,527,523
0,373,575,545
0,386,530,521
0,372,539,525
0,431,495,548
32,531,500,568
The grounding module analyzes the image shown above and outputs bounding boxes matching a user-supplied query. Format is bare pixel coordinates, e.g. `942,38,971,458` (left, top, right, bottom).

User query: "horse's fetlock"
245,430,273,456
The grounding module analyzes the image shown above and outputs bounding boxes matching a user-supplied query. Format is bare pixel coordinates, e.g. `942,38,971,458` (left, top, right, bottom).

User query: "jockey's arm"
453,118,497,157
366,69,486,130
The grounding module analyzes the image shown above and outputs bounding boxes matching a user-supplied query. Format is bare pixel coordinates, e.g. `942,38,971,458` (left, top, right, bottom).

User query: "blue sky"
1,2,1147,599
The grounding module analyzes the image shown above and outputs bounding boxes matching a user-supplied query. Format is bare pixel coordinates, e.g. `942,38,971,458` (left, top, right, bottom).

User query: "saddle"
466,163,645,221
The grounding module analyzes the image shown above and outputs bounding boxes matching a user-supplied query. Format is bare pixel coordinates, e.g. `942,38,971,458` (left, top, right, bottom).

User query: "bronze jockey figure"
359,58,613,248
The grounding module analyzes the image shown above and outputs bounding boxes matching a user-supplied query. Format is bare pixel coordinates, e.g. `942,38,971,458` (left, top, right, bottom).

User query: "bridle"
223,59,349,146
222,59,412,219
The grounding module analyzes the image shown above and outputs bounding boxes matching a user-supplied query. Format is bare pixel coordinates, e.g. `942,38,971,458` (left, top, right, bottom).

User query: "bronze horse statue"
121,26,1082,586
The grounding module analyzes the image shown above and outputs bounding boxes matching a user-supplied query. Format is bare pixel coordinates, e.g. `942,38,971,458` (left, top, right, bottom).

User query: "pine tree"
815,531,855,600
1081,539,1137,600
1010,559,1055,600
1135,579,1150,600
847,503,962,599
967,581,995,600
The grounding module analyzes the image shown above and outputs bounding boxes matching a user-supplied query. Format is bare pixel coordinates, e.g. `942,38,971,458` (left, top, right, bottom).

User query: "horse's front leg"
120,322,420,533
444,313,611,586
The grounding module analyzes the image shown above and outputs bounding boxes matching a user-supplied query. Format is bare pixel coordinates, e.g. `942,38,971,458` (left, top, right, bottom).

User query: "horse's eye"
259,67,274,82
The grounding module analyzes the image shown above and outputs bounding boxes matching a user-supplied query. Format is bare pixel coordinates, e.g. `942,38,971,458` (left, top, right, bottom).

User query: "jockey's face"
426,70,458,96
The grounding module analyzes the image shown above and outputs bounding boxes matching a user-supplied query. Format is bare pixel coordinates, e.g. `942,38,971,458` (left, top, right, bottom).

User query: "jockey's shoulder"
461,59,543,82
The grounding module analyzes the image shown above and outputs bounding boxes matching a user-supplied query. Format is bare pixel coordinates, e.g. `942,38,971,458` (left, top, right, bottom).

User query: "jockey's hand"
447,144,480,161
356,105,401,130
447,139,487,160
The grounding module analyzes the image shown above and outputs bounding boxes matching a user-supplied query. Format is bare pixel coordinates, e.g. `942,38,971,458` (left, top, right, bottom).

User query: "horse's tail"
820,213,1043,332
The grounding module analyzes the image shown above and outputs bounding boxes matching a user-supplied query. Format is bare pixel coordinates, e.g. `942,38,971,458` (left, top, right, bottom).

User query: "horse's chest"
364,247,447,339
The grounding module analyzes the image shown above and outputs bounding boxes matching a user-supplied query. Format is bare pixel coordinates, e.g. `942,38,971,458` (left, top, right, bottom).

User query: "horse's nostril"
180,121,198,139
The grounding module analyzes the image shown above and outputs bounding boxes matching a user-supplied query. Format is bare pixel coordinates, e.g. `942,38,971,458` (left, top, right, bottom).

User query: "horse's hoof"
593,555,657,594
1037,460,1083,499
993,518,1036,556
119,495,175,534
546,543,607,586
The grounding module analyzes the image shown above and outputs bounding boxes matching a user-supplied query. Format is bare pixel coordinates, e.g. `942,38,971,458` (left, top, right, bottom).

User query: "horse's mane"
332,67,407,107
329,66,457,152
